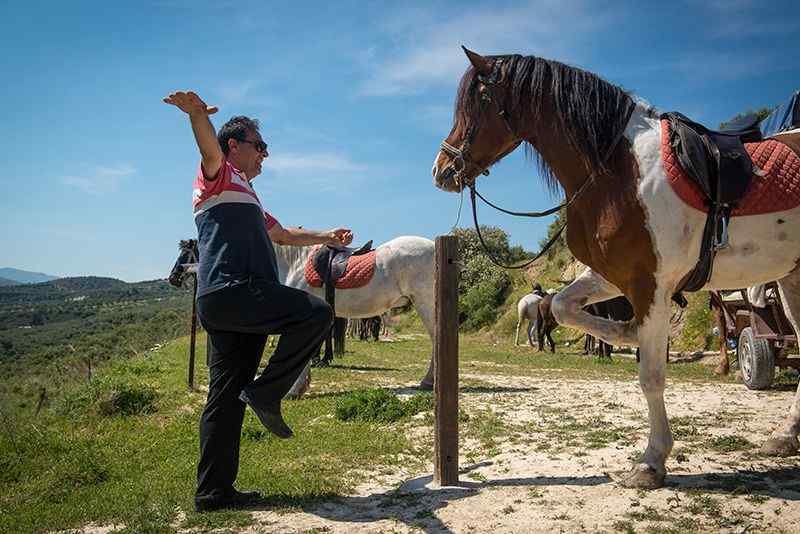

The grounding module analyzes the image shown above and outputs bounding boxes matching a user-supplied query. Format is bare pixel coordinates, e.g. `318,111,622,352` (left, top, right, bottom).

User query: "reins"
461,97,633,270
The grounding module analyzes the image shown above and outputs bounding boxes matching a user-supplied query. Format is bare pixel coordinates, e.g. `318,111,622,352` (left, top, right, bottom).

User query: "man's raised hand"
163,91,219,116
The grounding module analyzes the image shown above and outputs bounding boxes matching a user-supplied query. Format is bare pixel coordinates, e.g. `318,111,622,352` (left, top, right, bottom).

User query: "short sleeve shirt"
193,158,280,296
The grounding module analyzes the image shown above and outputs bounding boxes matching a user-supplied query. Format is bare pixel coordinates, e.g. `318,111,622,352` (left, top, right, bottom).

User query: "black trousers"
195,280,333,498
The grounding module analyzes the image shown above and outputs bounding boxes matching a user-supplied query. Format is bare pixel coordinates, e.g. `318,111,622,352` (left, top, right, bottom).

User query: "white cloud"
61,164,135,195
357,0,614,97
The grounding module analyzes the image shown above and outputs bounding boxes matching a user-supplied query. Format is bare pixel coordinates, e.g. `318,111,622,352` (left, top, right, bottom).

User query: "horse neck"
518,95,593,198
271,243,313,282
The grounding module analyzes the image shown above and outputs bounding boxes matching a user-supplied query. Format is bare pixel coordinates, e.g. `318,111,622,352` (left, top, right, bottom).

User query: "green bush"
334,389,432,423
97,381,158,416
56,376,159,418
452,227,516,331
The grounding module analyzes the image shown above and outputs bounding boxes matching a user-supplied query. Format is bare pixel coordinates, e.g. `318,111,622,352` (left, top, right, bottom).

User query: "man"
164,90,353,512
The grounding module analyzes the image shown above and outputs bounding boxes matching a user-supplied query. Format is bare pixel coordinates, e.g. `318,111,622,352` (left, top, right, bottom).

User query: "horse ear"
462,46,492,76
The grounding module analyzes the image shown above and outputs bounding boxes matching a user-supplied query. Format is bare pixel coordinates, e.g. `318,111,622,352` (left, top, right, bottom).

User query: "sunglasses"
236,138,268,153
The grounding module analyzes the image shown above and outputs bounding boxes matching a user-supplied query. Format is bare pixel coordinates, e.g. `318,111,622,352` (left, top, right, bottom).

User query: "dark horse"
433,48,800,488
537,294,633,356
584,297,634,359
535,294,557,353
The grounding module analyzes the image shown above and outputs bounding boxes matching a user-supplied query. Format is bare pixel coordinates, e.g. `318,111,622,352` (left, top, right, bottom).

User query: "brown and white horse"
432,48,800,488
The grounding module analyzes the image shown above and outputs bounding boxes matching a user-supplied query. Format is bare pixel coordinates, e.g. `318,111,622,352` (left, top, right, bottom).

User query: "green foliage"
672,292,714,351
334,389,433,423
706,435,754,453
452,226,518,331
57,375,159,417
719,107,772,130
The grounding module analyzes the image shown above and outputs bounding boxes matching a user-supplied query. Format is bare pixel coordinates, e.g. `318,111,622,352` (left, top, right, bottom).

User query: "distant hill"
0,268,58,285
0,277,18,287
0,274,192,367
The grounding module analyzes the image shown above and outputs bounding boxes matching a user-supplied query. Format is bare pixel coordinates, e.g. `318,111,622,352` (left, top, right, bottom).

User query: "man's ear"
462,46,492,76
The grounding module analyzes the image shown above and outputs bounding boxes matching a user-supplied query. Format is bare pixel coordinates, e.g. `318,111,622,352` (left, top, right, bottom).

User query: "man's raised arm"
164,91,224,179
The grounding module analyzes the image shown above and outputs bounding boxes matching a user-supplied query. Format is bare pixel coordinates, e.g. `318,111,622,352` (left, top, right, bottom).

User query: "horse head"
433,47,523,192
168,239,198,288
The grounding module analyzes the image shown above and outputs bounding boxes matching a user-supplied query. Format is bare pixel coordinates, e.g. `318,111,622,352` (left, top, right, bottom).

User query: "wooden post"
188,273,198,391
434,235,459,486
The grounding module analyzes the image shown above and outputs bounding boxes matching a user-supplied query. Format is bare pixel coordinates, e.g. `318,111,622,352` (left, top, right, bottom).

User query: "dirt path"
243,374,799,533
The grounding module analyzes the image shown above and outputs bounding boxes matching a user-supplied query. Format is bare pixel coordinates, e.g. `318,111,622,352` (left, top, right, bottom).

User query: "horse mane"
454,54,635,194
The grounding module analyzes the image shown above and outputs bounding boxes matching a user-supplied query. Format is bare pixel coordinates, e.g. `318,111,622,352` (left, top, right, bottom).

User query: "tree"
452,226,518,330
719,107,771,130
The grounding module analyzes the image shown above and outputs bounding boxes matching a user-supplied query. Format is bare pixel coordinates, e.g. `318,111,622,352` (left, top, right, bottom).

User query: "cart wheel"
738,327,775,390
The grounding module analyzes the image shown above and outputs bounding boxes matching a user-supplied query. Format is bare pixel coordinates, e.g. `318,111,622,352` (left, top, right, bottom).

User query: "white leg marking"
551,268,637,346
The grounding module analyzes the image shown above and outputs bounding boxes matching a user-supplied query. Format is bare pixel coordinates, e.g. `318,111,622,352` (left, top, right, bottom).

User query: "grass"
1,325,793,533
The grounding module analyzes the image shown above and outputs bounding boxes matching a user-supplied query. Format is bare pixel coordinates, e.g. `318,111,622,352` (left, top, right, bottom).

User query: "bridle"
439,58,521,189
439,58,633,270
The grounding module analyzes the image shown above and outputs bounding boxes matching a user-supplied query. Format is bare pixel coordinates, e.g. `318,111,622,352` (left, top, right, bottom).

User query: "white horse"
514,293,543,346
273,236,436,398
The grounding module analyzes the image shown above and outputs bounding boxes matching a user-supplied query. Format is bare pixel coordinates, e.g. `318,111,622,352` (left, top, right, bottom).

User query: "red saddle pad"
304,247,377,289
661,119,800,216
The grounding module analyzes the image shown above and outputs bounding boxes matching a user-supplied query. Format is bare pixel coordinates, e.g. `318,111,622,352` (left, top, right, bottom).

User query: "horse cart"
715,283,799,390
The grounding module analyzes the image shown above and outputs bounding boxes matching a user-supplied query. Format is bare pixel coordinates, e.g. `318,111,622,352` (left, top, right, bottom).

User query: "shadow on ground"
240,463,800,533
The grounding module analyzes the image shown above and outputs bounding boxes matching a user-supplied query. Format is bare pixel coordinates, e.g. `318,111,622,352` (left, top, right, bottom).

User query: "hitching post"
434,235,459,486
188,270,198,391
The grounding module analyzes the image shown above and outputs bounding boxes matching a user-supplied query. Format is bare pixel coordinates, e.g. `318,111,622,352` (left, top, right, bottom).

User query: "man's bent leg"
246,286,333,404
196,330,265,500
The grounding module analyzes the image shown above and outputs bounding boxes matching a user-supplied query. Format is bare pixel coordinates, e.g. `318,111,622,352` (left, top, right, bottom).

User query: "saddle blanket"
661,119,800,216
304,246,377,289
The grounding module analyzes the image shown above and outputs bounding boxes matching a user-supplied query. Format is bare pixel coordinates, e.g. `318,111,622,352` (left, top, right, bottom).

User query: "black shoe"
239,390,293,439
194,488,262,512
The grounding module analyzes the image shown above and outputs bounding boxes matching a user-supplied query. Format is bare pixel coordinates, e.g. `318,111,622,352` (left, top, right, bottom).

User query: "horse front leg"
514,320,521,346
620,297,672,489
761,270,800,456
551,268,637,346
415,297,436,391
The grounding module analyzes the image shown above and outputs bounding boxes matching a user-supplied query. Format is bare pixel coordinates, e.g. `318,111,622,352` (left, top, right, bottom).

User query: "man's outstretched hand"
163,91,219,116
327,228,353,247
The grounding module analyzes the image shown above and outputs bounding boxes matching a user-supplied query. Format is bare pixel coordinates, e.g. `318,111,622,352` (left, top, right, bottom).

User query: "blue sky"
1,0,797,281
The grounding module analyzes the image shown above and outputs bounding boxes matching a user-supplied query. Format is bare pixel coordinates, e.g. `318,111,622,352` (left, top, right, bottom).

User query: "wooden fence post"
434,235,459,486
188,273,198,391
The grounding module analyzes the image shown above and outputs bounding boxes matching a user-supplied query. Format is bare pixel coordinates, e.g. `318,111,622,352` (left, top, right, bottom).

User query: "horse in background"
584,297,635,359
515,283,547,346
535,293,558,353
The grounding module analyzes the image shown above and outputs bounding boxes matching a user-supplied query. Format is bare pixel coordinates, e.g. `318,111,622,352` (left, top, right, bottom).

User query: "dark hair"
217,116,260,156
533,283,543,292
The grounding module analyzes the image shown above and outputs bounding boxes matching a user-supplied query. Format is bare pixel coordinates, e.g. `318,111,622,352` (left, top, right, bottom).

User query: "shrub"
97,381,158,416
56,376,159,418
452,227,516,331
335,389,432,423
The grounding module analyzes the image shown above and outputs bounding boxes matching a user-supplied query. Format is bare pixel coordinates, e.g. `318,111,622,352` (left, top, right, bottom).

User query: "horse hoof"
418,381,433,391
760,436,799,457
617,464,665,489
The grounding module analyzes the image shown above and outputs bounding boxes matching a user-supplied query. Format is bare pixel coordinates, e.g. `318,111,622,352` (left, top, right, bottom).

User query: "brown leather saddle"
310,241,373,365
662,111,763,302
